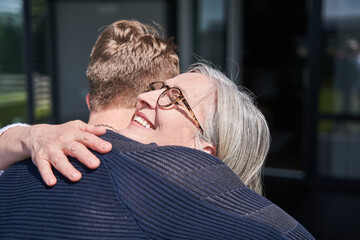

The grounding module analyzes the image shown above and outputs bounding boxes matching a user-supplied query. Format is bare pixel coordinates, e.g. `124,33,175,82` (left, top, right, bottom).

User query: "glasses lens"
158,88,181,106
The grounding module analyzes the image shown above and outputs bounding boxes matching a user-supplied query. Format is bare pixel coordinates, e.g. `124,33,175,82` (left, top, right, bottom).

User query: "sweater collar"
101,130,158,152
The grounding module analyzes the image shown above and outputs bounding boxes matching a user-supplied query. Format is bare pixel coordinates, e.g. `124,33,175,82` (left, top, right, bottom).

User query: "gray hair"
189,63,270,195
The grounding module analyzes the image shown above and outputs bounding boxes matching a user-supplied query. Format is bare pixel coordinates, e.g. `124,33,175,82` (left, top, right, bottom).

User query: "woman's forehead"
165,72,209,88
165,72,214,104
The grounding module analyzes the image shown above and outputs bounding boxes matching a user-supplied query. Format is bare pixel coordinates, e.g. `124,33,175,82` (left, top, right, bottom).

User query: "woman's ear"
202,141,216,156
85,93,91,110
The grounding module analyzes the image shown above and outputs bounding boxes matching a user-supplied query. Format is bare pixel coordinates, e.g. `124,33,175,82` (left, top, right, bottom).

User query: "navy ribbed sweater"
0,131,314,239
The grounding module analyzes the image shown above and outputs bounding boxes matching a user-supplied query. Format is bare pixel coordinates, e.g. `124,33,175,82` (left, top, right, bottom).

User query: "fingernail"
101,142,111,150
47,178,55,186
71,172,80,179
89,158,97,166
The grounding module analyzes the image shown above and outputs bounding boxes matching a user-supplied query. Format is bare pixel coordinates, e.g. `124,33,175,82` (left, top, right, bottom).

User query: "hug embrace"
0,19,314,239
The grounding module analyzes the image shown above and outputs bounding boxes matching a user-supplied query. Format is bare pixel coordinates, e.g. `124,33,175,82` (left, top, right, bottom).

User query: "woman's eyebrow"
164,80,181,89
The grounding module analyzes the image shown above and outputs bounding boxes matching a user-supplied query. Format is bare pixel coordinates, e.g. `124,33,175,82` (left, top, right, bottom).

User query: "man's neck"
88,107,135,131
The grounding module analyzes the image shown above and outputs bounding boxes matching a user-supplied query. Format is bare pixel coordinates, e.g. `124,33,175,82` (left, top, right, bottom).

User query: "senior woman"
121,63,270,194
0,64,269,194
0,63,313,239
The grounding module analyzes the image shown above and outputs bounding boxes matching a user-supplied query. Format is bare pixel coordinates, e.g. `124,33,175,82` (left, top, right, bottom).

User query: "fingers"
75,120,107,136
74,132,112,154
36,159,57,187
35,153,83,186
85,124,107,135
51,153,82,182
65,141,101,169
70,120,112,153
29,120,113,186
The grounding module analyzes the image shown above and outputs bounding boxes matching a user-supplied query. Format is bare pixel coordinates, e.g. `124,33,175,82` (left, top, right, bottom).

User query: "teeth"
134,116,151,129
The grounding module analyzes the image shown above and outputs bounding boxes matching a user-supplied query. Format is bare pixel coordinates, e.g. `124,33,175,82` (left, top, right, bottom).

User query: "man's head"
86,20,180,111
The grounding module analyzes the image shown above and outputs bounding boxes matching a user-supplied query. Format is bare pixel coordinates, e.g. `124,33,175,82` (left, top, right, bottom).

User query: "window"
31,0,53,122
0,0,27,127
0,0,53,127
194,0,226,68
243,1,308,172
318,0,360,179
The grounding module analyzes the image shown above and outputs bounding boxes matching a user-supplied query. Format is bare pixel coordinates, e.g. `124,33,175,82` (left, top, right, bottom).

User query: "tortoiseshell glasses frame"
145,81,204,134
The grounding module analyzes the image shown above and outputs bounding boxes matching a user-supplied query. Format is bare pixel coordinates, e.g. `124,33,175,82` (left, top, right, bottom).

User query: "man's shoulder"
99,132,247,209
98,133,314,239
100,131,230,179
100,130,159,152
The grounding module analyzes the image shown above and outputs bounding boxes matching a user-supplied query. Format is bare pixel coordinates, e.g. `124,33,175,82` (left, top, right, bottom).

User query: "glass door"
318,0,360,179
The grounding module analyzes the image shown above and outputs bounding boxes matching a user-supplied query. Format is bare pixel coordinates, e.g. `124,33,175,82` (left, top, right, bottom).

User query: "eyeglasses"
145,81,204,134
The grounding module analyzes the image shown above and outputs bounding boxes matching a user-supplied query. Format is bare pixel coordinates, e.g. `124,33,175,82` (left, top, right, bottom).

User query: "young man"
0,19,179,185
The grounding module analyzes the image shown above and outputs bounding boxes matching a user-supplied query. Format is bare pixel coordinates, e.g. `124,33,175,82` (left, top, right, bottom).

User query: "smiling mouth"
133,115,152,129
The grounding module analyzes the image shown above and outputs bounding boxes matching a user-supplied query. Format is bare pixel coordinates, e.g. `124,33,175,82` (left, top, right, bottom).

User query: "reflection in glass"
318,120,360,179
31,0,53,122
0,0,27,127
320,0,360,115
336,38,360,114
318,0,360,180
243,1,308,171
195,0,226,68
0,0,53,127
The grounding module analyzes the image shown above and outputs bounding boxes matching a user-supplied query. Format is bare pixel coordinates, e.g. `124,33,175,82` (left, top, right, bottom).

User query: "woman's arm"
0,120,112,186
0,123,30,168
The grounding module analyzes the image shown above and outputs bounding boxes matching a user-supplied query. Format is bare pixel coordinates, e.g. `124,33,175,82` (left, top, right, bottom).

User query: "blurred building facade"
0,0,360,239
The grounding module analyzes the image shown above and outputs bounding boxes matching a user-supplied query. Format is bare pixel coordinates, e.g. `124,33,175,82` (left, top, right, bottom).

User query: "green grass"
0,91,26,107
0,101,27,127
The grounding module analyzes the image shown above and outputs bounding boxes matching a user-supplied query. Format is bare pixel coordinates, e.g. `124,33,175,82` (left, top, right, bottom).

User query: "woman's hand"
22,120,112,186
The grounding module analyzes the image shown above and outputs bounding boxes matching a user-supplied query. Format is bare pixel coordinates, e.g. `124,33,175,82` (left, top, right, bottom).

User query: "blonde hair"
190,63,270,195
86,20,179,111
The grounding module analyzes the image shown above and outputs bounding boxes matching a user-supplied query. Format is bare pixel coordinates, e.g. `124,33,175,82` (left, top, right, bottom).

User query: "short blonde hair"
190,63,270,195
86,20,179,110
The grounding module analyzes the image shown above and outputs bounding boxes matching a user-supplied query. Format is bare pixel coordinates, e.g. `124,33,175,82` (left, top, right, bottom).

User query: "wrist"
0,123,30,137
0,123,31,169
0,123,31,156
20,125,35,158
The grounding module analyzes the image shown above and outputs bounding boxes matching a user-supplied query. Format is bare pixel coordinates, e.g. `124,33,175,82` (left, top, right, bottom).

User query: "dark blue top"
0,131,314,239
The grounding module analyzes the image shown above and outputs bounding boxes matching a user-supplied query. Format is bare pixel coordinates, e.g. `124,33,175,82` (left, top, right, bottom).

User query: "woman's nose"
137,89,162,109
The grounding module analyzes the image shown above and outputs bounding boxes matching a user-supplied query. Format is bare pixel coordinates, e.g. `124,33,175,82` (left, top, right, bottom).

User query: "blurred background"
1,0,360,238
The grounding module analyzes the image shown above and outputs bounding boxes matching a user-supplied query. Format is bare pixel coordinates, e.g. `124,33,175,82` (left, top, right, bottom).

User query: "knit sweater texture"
0,131,314,239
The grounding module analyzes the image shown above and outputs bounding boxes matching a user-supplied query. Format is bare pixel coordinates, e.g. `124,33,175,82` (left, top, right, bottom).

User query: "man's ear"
85,93,91,110
202,141,216,156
